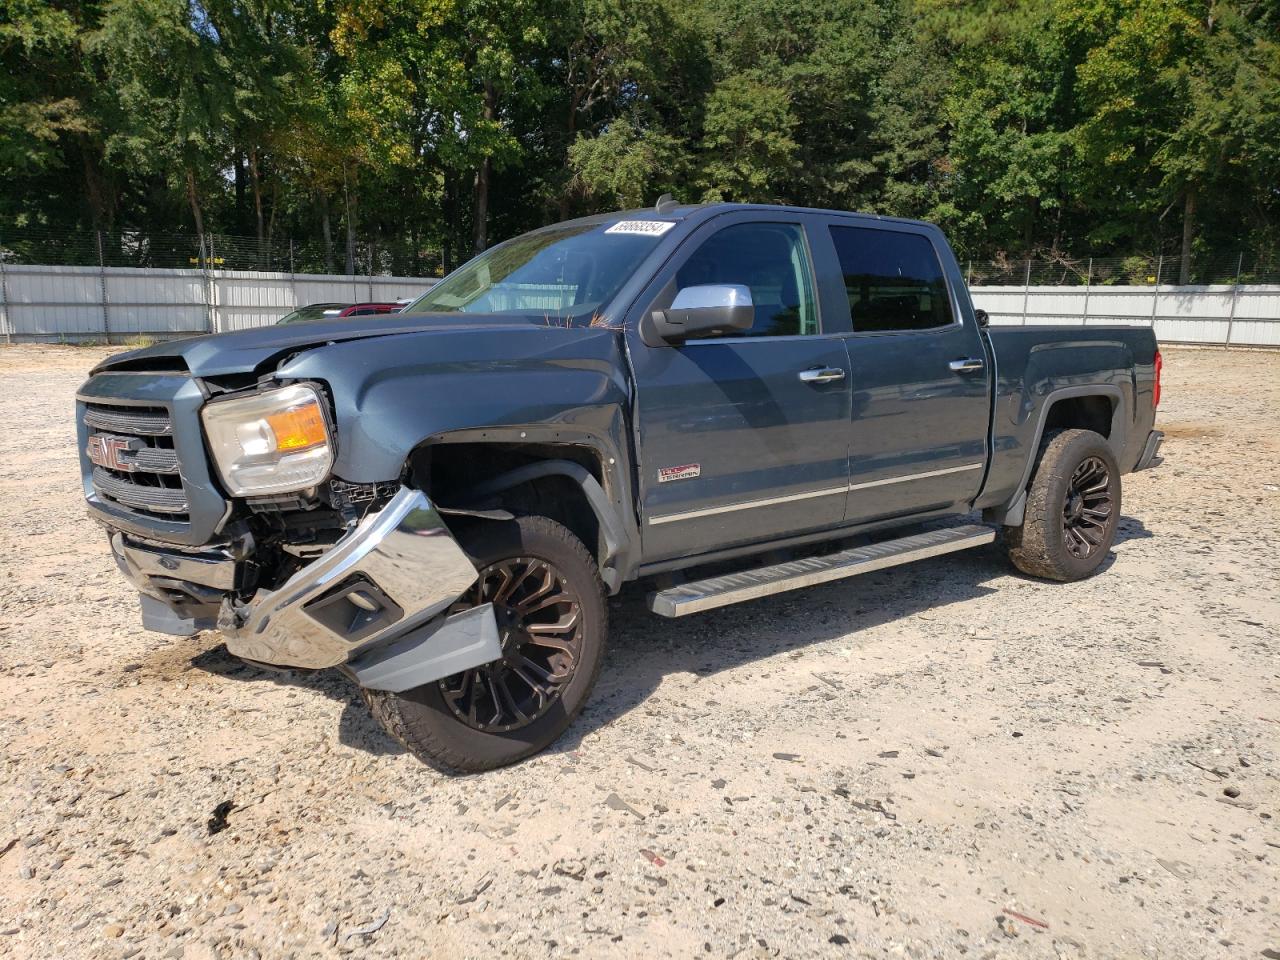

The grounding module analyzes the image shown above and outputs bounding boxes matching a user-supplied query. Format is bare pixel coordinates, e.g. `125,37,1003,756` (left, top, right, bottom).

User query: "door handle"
798,367,847,384
949,358,985,373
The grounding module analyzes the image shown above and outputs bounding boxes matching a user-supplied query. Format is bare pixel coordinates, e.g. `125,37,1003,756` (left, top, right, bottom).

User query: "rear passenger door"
816,221,991,523
626,212,853,564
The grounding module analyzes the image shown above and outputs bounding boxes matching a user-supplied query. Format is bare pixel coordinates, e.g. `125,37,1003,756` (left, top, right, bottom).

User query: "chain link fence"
965,253,1280,287
4,225,1278,287
0,226,446,277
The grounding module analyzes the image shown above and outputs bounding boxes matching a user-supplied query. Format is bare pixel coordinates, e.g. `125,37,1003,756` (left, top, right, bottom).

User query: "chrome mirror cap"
670,284,753,311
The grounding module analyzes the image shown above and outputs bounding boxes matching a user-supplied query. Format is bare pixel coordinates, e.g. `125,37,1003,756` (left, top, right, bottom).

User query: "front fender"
276,326,632,484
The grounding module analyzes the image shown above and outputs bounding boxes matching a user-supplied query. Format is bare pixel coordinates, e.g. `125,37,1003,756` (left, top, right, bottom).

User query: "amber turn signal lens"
265,402,327,451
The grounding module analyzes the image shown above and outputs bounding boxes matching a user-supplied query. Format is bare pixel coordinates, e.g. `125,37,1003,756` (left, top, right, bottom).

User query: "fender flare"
466,460,630,593
990,385,1127,528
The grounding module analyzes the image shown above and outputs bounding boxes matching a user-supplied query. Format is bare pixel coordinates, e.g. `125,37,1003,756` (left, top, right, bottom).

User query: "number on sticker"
605,220,676,237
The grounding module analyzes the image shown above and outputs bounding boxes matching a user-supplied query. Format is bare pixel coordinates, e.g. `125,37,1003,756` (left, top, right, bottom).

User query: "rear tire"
365,515,607,772
1006,428,1121,582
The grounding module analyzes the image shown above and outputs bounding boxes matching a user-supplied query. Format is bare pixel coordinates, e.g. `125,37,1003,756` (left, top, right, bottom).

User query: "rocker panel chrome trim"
646,463,985,526
847,462,983,491
647,485,848,526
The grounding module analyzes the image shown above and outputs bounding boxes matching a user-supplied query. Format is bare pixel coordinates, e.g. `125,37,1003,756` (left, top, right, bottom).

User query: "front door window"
675,223,818,337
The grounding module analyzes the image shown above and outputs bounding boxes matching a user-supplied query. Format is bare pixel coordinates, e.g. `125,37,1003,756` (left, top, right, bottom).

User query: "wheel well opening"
409,441,605,563
1043,395,1113,439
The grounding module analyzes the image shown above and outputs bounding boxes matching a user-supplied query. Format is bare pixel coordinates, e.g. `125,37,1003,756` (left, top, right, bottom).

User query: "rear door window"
829,226,953,333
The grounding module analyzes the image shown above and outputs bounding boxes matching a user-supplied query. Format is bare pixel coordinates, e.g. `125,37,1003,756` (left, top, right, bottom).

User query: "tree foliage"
1,0,1276,270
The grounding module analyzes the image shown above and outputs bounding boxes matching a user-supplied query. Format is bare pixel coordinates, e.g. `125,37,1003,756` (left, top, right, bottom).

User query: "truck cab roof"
542,202,939,236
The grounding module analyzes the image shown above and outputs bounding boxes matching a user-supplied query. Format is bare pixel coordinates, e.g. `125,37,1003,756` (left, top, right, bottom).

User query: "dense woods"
2,0,1278,275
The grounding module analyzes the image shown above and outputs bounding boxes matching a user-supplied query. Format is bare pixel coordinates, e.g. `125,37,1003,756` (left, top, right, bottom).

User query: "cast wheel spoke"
512,565,557,611
527,609,580,636
526,632,576,654
492,672,529,725
1061,455,1114,559
440,554,584,733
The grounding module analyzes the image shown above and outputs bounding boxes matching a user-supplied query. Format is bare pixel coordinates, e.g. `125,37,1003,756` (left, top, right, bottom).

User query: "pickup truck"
76,202,1163,771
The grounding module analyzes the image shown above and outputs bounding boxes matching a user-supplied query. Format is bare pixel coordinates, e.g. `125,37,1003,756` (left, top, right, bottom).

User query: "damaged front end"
222,486,474,667
107,486,500,691
109,486,501,692
80,365,500,693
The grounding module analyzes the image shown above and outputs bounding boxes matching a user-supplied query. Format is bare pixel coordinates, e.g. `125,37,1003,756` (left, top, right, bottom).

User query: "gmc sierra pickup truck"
76,202,1163,771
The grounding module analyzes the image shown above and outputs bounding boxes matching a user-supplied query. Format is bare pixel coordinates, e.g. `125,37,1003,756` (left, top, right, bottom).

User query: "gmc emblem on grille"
87,434,143,472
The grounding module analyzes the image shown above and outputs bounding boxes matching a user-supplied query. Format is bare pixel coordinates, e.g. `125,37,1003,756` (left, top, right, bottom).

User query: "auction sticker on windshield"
605,220,676,236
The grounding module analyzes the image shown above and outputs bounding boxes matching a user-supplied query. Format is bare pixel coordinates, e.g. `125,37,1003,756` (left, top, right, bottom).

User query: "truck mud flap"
1134,430,1164,471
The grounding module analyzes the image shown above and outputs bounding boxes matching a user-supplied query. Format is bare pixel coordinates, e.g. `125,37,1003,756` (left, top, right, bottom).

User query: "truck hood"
92,313,545,378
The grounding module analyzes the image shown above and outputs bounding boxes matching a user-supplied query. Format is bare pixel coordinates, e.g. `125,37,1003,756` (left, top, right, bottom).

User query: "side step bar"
647,524,996,618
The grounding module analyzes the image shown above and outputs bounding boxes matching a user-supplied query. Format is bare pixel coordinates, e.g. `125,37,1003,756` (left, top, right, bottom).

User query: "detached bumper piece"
345,603,502,693
222,487,480,670
1134,430,1164,471
113,486,499,690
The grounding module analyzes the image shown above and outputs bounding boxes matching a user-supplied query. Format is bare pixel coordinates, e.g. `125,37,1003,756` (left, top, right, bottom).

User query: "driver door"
625,212,853,565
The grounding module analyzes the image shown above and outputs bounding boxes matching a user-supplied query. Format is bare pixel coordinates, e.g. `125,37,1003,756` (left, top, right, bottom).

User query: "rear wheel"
1006,428,1121,581
366,515,607,772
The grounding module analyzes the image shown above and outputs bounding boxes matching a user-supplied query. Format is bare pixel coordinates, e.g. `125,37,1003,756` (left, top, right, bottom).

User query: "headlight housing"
201,383,334,496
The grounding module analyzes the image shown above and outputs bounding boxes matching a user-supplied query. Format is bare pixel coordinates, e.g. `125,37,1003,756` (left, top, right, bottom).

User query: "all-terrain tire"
365,514,607,773
1006,428,1121,582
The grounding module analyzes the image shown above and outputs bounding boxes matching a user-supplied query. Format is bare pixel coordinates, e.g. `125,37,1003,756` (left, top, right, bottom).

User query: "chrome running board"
647,524,995,618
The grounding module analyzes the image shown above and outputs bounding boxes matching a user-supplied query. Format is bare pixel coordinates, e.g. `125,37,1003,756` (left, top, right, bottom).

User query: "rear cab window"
829,226,953,333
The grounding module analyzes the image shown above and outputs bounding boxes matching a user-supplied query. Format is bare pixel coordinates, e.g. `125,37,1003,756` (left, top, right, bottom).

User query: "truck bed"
980,324,1159,513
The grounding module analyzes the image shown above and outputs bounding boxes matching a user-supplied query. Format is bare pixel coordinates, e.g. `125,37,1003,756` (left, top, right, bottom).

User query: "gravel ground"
0,343,1277,960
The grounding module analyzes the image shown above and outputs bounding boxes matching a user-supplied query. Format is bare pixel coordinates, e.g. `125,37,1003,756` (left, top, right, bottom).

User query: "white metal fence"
1,263,1278,347
969,284,1280,347
0,264,435,341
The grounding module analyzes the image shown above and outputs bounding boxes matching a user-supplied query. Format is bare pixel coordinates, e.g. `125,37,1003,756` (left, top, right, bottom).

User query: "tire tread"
365,514,606,773
1006,428,1119,582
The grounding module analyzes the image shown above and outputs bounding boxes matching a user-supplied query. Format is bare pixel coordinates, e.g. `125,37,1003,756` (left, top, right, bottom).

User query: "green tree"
556,0,703,214
1,0,1276,273
91,0,238,246
919,0,1079,258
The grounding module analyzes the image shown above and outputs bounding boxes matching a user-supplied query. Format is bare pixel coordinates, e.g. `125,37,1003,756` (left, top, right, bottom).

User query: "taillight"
1153,350,1163,409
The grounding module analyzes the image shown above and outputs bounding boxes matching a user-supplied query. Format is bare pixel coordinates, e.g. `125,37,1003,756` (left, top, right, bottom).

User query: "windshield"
404,221,669,319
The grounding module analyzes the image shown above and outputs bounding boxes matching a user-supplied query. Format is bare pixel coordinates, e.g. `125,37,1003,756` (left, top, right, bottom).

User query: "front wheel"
365,514,607,772
1005,428,1122,581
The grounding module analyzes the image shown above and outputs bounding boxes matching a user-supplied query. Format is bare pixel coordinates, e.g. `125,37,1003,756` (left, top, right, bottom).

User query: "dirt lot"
0,344,1277,960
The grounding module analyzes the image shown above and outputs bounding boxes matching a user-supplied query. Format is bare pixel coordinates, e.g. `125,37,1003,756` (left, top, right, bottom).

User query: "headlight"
201,383,334,496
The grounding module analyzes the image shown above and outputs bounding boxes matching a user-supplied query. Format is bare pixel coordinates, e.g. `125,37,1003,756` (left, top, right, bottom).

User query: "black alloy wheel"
363,514,607,772
439,557,584,733
1005,428,1122,582
1061,455,1114,559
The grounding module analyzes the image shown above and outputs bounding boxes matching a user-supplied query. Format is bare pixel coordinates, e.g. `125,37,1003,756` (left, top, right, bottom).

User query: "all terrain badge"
658,463,700,483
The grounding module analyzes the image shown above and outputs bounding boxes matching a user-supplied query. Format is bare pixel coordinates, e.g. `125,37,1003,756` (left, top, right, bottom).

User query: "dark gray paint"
81,202,1160,585
76,372,230,546
466,459,630,590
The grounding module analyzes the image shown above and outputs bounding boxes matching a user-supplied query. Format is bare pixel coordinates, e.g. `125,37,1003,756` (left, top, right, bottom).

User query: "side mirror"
974,308,990,327
651,285,753,343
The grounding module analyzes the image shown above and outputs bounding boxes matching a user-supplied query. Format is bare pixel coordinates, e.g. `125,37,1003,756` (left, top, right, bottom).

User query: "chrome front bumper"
223,488,480,669
112,487,486,673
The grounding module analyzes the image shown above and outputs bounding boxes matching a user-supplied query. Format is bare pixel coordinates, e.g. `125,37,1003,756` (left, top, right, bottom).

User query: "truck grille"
84,406,173,436
83,402,189,520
